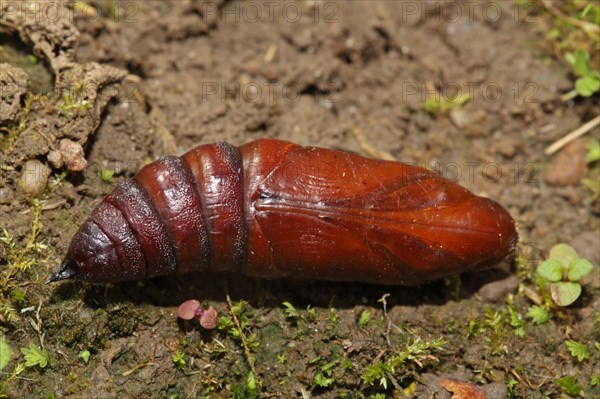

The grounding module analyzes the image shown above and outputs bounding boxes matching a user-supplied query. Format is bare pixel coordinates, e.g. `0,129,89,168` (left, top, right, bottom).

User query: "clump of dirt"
0,1,133,210
0,63,28,123
0,1,598,398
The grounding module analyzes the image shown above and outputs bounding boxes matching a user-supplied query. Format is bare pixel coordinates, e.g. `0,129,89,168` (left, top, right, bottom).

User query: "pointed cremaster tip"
46,260,77,284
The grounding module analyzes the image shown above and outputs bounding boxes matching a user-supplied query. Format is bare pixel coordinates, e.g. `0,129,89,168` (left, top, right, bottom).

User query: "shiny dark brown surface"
135,156,209,275
182,143,246,273
49,139,518,285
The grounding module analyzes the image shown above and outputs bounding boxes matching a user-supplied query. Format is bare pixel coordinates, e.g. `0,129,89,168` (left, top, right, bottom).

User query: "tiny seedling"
536,244,594,306
555,375,582,396
361,337,446,389
281,302,317,325
282,301,301,320
565,50,600,97
100,168,115,183
306,305,316,321
526,305,550,325
177,300,218,329
507,303,525,337
565,340,591,362
328,307,338,328
171,351,186,370
20,343,50,369
78,349,90,364
358,309,370,329
422,92,470,115
245,371,258,399
313,358,339,388
218,299,258,349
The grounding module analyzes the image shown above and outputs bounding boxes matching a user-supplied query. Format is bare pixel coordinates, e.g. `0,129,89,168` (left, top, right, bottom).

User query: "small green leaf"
550,282,582,306
556,375,582,396
508,306,525,337
574,50,590,76
172,351,186,370
246,371,257,399
314,372,335,387
565,340,591,362
282,301,300,319
549,244,579,270
306,305,316,321
79,349,90,364
358,310,370,329
0,338,11,371
588,75,600,91
576,75,600,97
100,168,115,183
537,259,563,282
320,359,339,375
581,2,600,21
526,305,549,325
545,28,560,40
20,343,50,369
568,258,594,281
587,139,600,163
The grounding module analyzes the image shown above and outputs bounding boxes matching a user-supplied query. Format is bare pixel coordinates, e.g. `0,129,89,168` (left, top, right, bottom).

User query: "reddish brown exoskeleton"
49,139,517,285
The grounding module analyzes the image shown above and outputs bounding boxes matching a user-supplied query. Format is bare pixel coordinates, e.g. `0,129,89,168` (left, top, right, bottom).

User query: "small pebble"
476,274,520,303
47,150,64,168
0,63,28,123
545,139,587,186
17,159,51,198
449,108,488,137
59,139,88,171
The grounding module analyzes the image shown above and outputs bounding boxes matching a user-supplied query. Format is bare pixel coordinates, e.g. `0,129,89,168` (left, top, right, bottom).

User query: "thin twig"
378,293,405,348
545,115,600,155
21,200,66,214
538,0,599,34
225,292,258,387
386,371,407,397
121,361,155,377
264,43,277,63
350,128,396,161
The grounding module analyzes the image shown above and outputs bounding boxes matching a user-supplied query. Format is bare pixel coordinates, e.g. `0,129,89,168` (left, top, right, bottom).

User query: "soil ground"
0,1,598,398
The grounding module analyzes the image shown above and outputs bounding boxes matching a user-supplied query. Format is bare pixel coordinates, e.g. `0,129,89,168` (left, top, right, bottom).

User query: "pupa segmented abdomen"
49,138,517,285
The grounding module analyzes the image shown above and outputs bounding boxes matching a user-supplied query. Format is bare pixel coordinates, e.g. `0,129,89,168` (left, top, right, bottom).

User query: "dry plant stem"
545,115,600,155
264,43,277,63
379,293,404,348
560,89,579,102
25,301,45,348
225,291,258,386
21,200,66,213
351,128,396,161
385,371,406,397
538,0,600,34
122,361,155,377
